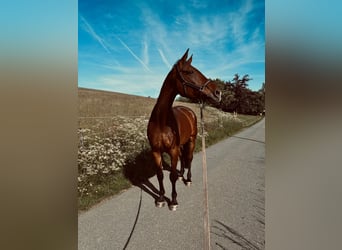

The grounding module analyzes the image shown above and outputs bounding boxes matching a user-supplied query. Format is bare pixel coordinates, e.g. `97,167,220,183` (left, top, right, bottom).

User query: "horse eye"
183,70,194,75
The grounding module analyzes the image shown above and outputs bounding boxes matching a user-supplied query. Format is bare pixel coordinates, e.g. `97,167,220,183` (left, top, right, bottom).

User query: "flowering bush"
78,116,149,196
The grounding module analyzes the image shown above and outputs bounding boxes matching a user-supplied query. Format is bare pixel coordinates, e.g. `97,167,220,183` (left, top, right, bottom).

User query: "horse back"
172,105,197,145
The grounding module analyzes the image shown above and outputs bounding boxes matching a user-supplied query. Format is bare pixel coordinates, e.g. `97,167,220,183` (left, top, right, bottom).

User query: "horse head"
174,49,221,103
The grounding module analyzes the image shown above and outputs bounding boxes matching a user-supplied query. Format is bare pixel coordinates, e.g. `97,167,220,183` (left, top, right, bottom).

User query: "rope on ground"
123,188,143,250
200,102,211,250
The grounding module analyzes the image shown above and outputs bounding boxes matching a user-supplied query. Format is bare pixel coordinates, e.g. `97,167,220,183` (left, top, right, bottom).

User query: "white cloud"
140,6,175,60
97,71,165,97
142,39,149,66
190,0,208,9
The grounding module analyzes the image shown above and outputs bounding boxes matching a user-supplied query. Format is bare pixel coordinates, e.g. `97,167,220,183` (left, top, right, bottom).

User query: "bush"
78,116,149,198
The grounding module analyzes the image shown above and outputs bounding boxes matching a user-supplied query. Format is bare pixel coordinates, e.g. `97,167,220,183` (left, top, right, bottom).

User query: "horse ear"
180,48,189,62
183,55,192,70
186,54,193,65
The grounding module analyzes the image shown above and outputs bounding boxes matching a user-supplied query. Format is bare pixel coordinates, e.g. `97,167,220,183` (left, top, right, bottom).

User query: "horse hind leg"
183,137,196,186
178,149,185,181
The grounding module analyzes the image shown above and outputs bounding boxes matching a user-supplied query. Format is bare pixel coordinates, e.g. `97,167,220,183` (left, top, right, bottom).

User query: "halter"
175,63,211,96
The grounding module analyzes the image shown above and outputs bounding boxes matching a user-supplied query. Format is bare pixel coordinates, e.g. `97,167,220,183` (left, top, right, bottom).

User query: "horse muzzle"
214,90,222,102
208,90,221,103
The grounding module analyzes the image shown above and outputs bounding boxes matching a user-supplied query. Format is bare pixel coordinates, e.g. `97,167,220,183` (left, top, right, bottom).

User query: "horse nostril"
215,90,222,102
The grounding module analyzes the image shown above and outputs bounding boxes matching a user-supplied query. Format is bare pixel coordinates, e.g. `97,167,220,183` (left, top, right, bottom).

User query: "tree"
230,74,251,113
259,82,265,105
258,82,265,115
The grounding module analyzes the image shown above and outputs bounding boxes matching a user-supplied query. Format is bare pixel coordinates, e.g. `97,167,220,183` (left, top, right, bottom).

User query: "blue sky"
78,0,264,97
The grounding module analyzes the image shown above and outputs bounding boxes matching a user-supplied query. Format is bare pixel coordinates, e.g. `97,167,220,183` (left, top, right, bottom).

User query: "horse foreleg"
153,151,166,207
169,149,179,211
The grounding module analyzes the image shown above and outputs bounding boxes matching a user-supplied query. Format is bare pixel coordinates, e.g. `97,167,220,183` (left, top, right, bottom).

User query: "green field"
78,87,262,211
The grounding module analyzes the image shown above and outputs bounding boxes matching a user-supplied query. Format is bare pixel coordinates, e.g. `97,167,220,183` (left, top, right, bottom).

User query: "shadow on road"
123,149,173,204
212,220,263,250
231,135,265,144
123,149,156,185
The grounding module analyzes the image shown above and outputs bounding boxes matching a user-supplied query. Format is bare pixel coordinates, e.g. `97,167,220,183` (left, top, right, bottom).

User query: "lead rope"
200,102,211,250
122,188,143,250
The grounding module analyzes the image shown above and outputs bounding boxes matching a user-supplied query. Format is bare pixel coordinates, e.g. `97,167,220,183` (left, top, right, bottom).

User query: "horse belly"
172,106,197,145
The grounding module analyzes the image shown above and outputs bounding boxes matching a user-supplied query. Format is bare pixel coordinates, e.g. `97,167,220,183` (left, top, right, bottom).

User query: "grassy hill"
79,87,156,118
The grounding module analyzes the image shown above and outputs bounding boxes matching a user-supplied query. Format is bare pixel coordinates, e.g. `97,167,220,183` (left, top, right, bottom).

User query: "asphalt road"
79,118,265,250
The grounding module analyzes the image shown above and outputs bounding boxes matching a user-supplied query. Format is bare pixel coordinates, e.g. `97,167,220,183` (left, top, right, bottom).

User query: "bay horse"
147,49,221,211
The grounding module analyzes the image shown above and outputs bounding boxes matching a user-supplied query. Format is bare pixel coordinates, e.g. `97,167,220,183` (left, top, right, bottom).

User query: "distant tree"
217,80,234,112
258,82,265,115
243,82,265,115
230,74,251,113
259,82,265,105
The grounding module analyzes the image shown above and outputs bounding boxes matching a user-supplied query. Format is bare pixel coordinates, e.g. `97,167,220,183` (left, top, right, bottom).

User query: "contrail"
79,15,111,54
143,39,149,66
115,36,151,72
158,49,171,69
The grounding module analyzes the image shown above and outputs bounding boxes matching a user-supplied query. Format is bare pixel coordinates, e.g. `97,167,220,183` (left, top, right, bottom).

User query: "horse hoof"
169,204,178,211
178,176,184,181
183,179,192,186
155,201,166,208
185,181,192,187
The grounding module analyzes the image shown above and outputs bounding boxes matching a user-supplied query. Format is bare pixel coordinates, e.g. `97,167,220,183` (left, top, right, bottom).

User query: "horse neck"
151,72,179,126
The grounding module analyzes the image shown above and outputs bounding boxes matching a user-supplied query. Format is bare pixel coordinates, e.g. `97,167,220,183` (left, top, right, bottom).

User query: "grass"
78,87,263,211
78,172,131,210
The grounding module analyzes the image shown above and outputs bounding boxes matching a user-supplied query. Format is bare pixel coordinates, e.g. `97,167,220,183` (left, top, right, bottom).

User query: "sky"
78,0,265,98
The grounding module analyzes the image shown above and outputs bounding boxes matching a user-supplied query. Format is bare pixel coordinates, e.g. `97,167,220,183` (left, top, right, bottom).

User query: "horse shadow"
122,149,173,205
